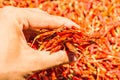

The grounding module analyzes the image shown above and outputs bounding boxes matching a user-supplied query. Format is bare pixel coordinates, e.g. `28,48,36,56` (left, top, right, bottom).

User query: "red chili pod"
50,45,63,53
73,76,82,80
45,37,57,48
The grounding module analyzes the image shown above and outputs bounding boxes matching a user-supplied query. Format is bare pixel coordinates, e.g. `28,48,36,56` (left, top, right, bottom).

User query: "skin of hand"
0,6,79,80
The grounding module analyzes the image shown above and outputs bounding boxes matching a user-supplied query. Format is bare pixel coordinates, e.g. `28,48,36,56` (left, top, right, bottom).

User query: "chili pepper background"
0,0,120,80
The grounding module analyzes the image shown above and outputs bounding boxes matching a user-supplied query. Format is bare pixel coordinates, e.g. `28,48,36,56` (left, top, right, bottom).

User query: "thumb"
20,49,69,72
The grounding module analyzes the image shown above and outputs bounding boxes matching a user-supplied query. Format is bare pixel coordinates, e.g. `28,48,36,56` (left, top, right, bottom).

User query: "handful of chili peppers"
29,26,89,60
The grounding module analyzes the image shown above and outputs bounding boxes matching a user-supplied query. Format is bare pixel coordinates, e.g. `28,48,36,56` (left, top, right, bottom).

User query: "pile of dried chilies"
0,0,120,80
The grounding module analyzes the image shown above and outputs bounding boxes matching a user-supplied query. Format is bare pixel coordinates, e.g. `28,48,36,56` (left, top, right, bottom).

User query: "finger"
48,15,80,29
23,8,48,14
22,8,80,29
20,49,69,72
0,72,26,80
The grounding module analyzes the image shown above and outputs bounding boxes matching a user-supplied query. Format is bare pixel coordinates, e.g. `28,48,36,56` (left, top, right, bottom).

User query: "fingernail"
67,52,78,62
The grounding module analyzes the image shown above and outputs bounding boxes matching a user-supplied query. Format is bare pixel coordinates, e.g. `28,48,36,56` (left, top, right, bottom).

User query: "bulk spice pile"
0,0,120,80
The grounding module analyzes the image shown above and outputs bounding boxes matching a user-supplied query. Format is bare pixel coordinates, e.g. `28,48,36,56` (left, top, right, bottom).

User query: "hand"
0,6,79,80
